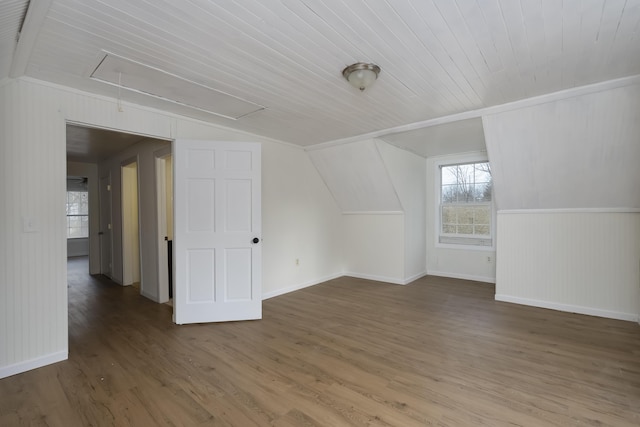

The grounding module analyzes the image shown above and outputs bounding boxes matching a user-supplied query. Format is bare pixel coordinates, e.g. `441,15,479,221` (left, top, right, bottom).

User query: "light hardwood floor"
1,257,639,426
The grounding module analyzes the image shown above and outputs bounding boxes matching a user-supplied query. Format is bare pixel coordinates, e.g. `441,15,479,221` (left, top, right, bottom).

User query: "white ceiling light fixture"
342,62,381,91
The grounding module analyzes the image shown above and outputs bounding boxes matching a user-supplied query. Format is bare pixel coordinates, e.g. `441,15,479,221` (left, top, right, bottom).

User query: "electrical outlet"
295,258,299,266
487,256,492,263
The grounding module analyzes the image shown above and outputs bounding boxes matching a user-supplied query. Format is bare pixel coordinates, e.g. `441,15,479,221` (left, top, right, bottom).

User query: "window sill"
435,242,495,252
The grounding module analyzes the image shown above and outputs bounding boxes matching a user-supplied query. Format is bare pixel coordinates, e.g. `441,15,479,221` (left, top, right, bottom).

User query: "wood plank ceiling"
0,0,29,78
4,0,640,146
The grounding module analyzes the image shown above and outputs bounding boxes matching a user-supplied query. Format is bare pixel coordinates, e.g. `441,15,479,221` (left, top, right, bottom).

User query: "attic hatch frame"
88,51,266,120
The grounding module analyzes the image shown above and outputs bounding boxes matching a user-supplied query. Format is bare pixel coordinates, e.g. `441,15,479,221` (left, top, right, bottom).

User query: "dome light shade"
342,63,381,91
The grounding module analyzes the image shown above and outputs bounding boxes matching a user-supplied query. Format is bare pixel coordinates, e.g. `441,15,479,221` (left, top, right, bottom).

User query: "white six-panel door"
173,140,261,324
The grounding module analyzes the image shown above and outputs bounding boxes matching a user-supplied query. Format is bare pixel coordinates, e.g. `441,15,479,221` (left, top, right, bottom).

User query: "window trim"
434,154,495,251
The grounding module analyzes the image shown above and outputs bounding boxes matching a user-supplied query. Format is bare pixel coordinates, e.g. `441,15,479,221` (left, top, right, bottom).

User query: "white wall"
260,140,344,298
425,152,497,283
343,213,405,283
66,161,99,272
67,238,89,257
484,82,640,320
0,79,68,378
0,77,343,378
99,142,168,295
376,140,426,282
121,161,141,286
309,138,426,284
496,211,640,321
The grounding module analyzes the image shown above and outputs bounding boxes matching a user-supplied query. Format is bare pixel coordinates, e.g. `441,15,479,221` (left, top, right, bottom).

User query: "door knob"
252,237,260,244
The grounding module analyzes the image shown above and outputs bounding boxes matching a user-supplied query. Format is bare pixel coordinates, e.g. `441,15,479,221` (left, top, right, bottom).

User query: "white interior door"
174,140,261,324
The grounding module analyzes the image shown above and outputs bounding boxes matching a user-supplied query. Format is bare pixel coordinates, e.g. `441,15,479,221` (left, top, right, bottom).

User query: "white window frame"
434,153,495,251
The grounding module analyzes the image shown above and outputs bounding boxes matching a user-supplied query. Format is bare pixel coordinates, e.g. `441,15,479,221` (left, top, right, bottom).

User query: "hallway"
66,256,169,342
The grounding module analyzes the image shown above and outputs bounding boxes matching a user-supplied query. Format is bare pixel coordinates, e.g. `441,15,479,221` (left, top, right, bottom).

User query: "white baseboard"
345,271,428,285
262,273,343,300
495,294,638,322
344,272,406,285
426,270,496,284
262,270,441,299
0,350,68,379
141,289,160,303
404,271,428,284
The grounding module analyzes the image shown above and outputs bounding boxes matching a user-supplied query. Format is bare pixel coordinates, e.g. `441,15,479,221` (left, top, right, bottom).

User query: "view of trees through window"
440,162,492,241
66,191,89,238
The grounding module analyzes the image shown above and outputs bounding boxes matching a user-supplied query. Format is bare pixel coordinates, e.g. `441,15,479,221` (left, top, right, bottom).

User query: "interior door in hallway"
173,140,261,324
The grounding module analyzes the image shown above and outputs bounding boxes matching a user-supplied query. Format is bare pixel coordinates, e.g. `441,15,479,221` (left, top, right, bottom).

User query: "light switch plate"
23,216,38,233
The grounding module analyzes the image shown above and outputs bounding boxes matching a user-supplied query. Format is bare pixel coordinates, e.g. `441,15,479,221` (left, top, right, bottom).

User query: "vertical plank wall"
0,77,347,377
496,211,640,321
0,79,68,376
483,81,640,322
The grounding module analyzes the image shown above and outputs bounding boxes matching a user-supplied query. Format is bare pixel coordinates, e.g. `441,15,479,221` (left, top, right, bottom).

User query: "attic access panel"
90,53,265,120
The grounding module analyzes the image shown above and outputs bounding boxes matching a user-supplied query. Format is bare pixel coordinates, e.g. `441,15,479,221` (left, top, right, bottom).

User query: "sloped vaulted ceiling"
483,84,640,210
308,139,402,212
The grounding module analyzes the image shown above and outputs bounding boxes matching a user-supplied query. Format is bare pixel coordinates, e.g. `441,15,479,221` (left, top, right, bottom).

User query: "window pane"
442,206,457,224
79,192,89,214
474,165,491,183
457,225,473,234
80,216,89,237
454,164,473,183
69,216,80,228
66,191,89,214
458,207,474,224
67,191,89,238
473,206,491,225
441,166,459,185
441,184,458,203
474,183,492,202
474,225,490,235
442,224,456,233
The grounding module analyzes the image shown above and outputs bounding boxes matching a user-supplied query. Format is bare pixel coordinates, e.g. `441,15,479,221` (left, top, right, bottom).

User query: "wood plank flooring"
1,257,639,426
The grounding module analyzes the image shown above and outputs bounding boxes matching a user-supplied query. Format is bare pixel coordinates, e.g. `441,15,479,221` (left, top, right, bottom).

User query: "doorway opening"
65,122,171,304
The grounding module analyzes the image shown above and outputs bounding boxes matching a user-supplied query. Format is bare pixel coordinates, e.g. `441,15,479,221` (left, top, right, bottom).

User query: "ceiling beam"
9,0,52,78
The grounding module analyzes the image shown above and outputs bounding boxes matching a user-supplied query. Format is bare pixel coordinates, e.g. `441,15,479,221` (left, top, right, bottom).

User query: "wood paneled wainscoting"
1,257,639,426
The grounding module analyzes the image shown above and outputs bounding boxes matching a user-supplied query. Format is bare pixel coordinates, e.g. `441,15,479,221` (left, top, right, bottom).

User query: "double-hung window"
66,187,89,239
439,161,493,247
